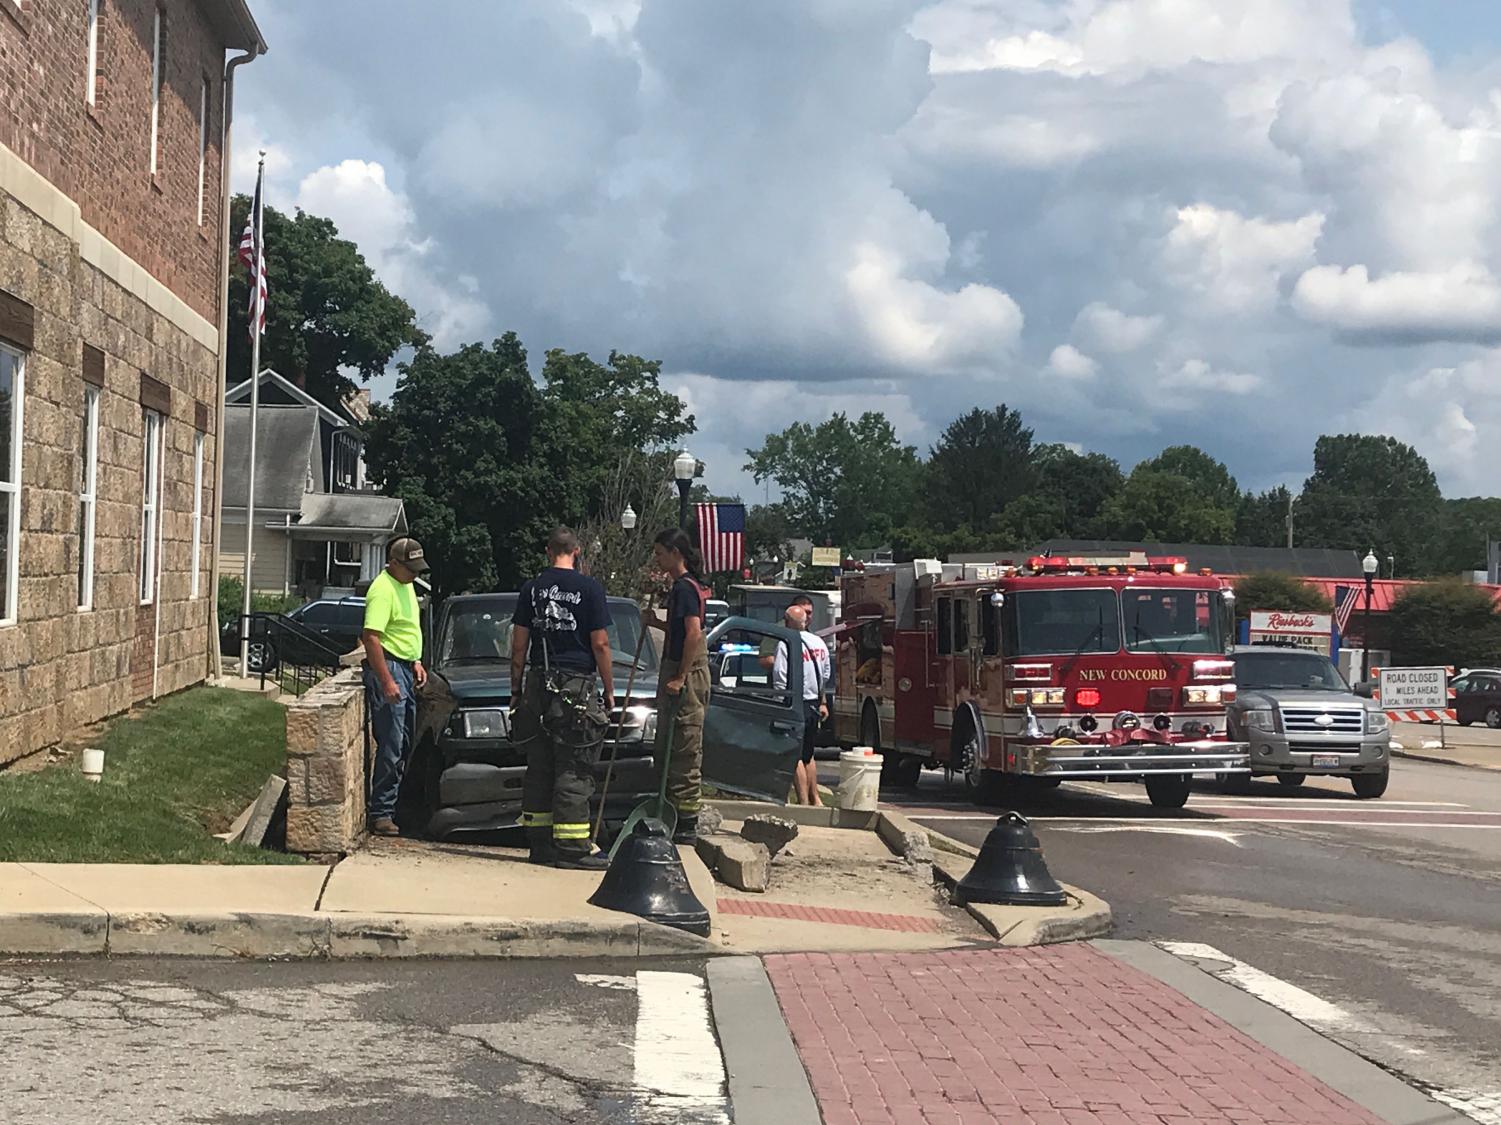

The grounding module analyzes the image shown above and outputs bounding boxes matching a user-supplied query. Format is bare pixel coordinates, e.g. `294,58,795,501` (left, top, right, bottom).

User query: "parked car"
1452,671,1501,728
704,599,731,631
1224,644,1391,798
411,601,812,841
220,597,365,674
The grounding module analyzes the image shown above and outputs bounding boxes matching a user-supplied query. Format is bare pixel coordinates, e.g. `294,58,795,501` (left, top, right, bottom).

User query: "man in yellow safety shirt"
362,538,428,837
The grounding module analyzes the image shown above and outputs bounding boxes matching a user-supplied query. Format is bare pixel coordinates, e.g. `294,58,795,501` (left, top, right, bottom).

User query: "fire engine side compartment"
894,628,937,748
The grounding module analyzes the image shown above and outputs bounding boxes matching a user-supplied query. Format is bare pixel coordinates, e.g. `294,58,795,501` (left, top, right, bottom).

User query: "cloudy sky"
234,0,1501,502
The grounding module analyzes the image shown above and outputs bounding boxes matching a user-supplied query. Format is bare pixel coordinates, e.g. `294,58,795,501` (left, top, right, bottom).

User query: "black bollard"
589,819,711,937
954,811,1067,907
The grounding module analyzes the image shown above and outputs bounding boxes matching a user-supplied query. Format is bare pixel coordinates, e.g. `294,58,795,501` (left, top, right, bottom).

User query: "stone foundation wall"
284,668,368,857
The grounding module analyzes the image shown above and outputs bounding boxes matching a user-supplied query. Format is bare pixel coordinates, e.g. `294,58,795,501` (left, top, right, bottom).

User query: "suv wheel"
1487,708,1501,730
245,641,278,675
1352,768,1389,799
1218,772,1252,795
1277,774,1305,788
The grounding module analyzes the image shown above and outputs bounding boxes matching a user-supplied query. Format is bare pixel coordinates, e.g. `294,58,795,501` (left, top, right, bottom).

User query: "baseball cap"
388,537,429,573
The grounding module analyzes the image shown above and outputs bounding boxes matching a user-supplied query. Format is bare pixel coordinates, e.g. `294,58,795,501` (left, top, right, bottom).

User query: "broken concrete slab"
697,805,725,836
695,833,771,893
740,813,799,858
234,775,288,848
876,810,933,866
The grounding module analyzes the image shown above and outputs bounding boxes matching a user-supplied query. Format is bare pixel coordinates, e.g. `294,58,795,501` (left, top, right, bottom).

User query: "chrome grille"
1281,707,1364,735
1288,742,1363,754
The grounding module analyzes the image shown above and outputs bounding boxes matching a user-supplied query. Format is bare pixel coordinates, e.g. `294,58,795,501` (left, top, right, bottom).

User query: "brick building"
0,0,265,764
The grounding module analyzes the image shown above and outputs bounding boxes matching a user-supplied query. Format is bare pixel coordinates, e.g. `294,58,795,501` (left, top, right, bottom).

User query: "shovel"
609,691,682,860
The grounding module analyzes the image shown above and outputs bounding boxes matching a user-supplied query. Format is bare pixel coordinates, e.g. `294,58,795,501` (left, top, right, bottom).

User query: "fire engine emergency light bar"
1026,554,1191,575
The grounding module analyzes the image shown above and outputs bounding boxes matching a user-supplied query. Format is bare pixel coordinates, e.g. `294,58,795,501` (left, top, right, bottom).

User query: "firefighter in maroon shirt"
651,528,711,843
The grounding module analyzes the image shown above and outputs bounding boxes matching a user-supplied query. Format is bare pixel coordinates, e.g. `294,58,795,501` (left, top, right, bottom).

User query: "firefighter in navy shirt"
510,527,614,868
651,528,711,843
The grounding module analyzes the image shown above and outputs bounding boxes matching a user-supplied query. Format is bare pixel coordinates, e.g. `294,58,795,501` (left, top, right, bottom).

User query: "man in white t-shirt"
772,605,832,807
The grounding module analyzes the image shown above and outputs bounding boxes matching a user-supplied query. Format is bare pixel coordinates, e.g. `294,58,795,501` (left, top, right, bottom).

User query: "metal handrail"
235,612,347,693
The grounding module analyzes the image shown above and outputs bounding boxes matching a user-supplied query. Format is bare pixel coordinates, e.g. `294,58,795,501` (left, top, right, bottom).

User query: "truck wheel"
1218,772,1252,795
1145,774,1191,809
1277,774,1306,788
889,754,923,788
957,716,1005,805
1352,769,1389,799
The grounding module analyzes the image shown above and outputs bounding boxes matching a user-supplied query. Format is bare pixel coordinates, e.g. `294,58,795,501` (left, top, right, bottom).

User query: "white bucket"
80,748,105,783
836,747,883,812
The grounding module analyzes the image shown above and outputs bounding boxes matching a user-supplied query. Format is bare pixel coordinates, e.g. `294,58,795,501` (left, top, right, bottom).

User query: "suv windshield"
439,597,658,672
1122,588,1224,654
1234,650,1348,691
1004,589,1121,656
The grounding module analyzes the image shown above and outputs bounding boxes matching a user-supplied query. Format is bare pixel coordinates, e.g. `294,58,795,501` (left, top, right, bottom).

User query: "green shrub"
1232,572,1332,621
218,575,303,626
1389,579,1501,668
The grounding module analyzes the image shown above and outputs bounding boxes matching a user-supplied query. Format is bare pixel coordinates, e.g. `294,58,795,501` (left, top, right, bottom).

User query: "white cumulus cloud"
1047,344,1099,379
1162,204,1324,313
1291,262,1501,344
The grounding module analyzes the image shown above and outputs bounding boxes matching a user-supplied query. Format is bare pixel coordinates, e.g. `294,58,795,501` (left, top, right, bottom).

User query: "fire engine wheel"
1217,772,1252,795
1145,774,1192,809
956,716,1005,805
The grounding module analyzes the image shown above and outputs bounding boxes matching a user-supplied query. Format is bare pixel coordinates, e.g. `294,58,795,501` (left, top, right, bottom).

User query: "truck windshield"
1234,650,1348,691
1122,588,1224,654
1004,589,1121,656
439,597,657,671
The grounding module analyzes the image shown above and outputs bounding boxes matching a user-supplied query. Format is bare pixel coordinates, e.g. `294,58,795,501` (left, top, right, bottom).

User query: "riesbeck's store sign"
1248,610,1334,655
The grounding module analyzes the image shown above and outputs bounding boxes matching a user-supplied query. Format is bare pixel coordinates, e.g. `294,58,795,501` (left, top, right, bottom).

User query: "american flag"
238,164,267,339
1333,585,1359,634
695,502,745,574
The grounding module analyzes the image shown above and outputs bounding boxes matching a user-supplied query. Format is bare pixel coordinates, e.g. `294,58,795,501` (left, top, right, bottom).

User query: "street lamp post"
1362,549,1378,683
621,504,637,531
673,450,696,530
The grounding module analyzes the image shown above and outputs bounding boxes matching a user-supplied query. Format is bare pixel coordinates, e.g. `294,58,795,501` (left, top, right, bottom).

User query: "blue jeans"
365,659,415,820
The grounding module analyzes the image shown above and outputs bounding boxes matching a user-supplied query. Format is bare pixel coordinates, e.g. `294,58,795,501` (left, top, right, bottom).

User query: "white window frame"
189,430,204,598
196,77,208,224
140,409,162,605
148,6,162,175
78,386,100,611
332,540,362,568
0,344,24,627
86,0,101,106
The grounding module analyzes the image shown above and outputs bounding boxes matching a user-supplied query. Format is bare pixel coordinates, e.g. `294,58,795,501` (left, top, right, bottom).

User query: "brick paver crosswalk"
765,944,1387,1125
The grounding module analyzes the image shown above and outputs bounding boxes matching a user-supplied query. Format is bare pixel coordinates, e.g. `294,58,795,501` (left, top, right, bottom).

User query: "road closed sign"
1379,666,1448,712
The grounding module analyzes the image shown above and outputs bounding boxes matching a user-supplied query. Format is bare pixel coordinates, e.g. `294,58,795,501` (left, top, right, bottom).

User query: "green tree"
1432,498,1501,576
1388,579,1501,667
1139,445,1240,512
1098,468,1235,542
1231,572,1332,621
1296,435,1442,574
363,335,694,595
745,412,920,548
227,197,427,409
924,405,1035,532
745,503,795,562
1236,486,1293,547
1027,444,1125,537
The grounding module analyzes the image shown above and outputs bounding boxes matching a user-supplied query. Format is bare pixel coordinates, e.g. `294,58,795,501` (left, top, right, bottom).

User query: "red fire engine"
833,554,1250,809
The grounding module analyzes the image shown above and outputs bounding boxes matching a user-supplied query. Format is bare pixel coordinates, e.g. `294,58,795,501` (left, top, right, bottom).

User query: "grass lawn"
0,687,302,864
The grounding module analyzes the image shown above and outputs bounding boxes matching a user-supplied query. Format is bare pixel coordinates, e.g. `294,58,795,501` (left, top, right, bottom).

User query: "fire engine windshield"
1122,588,1224,654
1004,589,1121,656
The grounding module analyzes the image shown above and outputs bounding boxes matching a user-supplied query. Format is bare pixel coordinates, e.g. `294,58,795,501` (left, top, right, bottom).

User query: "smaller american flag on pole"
238,164,267,339
1333,585,1359,634
695,503,745,574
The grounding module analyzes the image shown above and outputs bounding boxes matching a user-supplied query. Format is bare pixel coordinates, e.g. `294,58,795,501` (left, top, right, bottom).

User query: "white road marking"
632,971,729,1124
1033,817,1501,828
1157,943,1501,1125
576,974,637,991
1156,941,1369,1033
1050,825,1244,845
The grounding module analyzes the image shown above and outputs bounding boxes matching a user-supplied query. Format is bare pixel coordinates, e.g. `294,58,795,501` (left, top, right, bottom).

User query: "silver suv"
1224,645,1391,799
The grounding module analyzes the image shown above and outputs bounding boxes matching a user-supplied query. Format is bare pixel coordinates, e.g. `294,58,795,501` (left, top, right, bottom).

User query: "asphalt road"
885,758,1501,1121
0,957,727,1124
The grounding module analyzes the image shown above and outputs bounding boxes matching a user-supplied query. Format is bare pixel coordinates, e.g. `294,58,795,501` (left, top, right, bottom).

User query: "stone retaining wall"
284,668,367,857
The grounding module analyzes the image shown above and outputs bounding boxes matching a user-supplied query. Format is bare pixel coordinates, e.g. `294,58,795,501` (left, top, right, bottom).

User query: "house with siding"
0,0,265,765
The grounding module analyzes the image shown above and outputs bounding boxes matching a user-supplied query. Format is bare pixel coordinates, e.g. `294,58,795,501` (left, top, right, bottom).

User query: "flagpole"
238,153,265,676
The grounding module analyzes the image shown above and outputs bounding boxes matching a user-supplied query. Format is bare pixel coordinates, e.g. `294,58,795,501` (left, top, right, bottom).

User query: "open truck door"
702,617,807,803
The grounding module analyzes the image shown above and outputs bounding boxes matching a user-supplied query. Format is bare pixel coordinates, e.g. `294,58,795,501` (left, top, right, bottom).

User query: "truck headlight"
625,704,657,743
1365,710,1389,734
461,709,509,739
1244,708,1279,733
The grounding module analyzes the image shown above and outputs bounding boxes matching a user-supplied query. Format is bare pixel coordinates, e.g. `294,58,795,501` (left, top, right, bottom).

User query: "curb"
1390,747,1500,771
0,910,719,961
929,851,1112,946
708,957,822,1125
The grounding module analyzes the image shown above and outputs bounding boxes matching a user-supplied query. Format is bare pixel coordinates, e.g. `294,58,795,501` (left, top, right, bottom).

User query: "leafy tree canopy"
1099,468,1235,543
1389,579,1501,668
1231,572,1332,621
924,405,1035,532
1297,434,1441,575
1139,446,1240,513
228,196,427,409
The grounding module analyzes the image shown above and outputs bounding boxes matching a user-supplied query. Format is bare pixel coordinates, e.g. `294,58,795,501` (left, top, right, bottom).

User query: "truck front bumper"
1245,735,1390,776
1009,740,1250,779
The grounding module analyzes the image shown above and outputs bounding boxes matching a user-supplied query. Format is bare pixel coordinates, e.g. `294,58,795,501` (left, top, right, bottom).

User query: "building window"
190,430,204,598
139,409,162,605
78,386,100,610
332,541,362,568
148,7,164,175
86,0,101,106
196,77,209,224
0,344,23,626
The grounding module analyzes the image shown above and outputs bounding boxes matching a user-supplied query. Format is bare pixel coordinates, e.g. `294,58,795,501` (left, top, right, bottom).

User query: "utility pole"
1285,492,1294,549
